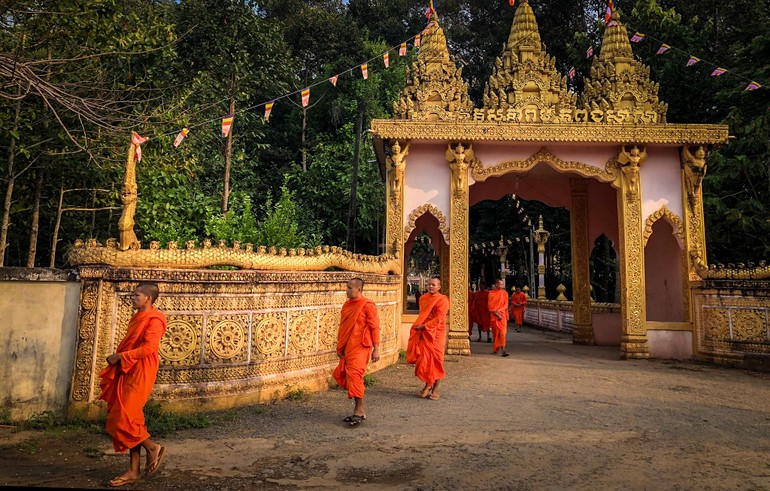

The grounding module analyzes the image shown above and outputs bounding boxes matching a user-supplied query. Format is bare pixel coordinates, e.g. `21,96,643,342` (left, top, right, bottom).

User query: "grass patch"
143,401,214,438
18,437,40,454
398,350,407,363
25,411,64,430
0,408,11,425
284,387,309,401
82,446,103,459
363,374,377,387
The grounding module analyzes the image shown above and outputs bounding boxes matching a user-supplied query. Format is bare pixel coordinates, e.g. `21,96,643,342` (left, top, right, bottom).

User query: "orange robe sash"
332,297,380,399
407,293,449,385
488,289,509,352
99,307,167,452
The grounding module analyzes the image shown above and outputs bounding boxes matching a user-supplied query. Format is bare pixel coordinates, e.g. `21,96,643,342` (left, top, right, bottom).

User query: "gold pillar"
446,142,471,355
386,140,409,313
570,179,594,344
534,216,550,299
118,140,140,251
440,240,450,303
616,145,649,358
681,145,708,281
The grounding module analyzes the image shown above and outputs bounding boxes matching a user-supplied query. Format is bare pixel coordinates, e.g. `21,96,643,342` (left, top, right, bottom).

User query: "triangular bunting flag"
414,34,421,47
656,44,670,55
329,75,338,86
221,114,234,138
586,46,594,59
568,67,576,80
383,52,390,68
399,42,407,56
301,88,310,107
603,0,614,23
509,0,515,6
425,0,435,18
711,67,727,76
745,81,761,91
173,128,189,148
630,32,645,42
131,131,148,161
264,101,275,121
361,63,368,80
686,56,700,66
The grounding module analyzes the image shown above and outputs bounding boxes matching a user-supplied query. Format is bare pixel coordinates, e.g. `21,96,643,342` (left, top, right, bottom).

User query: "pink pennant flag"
586,46,594,59
630,32,645,42
383,52,390,68
603,0,614,23
686,56,700,66
329,75,338,86
173,128,189,148
221,114,234,137
745,81,761,91
414,34,421,47
656,44,670,55
399,42,407,56
264,101,275,121
301,88,310,107
361,63,368,79
131,131,148,161
711,67,727,76
568,67,576,80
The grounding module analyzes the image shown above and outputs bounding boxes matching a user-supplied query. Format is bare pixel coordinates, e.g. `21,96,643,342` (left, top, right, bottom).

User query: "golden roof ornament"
482,0,577,122
581,10,668,123
393,10,473,121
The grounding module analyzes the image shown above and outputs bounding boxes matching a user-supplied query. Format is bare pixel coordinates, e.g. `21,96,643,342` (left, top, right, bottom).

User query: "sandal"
428,393,441,401
108,476,139,488
348,415,365,427
343,415,366,423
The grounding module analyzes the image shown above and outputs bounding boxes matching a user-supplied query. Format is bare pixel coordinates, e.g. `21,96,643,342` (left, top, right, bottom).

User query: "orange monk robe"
475,289,490,333
468,291,477,334
99,307,167,453
511,291,528,326
488,289,509,352
332,297,380,399
407,292,450,386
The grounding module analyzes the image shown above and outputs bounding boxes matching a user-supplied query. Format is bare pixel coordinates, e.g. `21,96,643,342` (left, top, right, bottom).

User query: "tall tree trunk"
223,71,236,213
346,101,364,251
26,168,44,268
0,94,22,267
50,181,64,268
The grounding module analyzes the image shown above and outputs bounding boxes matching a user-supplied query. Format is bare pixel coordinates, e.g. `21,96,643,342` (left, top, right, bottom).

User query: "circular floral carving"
254,316,284,355
209,320,245,360
319,310,339,349
731,310,766,342
291,314,315,352
160,320,197,363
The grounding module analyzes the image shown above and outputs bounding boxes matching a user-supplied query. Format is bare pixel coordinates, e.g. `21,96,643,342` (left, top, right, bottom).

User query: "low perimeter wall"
0,269,80,420
70,266,401,418
523,299,622,346
692,279,770,370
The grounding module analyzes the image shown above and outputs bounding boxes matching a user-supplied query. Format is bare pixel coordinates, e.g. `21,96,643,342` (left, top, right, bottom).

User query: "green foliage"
18,437,40,455
24,411,65,430
363,374,376,387
205,193,260,245
143,401,214,438
284,386,309,401
82,446,103,459
0,408,11,425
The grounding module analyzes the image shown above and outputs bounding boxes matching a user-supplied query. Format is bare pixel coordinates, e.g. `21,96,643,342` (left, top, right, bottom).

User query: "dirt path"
2,327,770,490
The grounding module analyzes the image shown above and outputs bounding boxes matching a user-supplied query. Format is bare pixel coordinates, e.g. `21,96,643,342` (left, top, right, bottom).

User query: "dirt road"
2,327,770,490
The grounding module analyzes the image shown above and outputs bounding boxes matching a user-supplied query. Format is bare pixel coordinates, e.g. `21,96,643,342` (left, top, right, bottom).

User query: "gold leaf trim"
404,203,449,243
643,205,684,247
470,146,616,182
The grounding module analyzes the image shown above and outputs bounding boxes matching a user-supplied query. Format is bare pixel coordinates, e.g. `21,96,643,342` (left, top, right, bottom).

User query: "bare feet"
108,471,140,487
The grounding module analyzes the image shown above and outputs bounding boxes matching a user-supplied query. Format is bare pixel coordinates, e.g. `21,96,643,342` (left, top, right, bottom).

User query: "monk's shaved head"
136,282,160,303
346,278,364,299
350,278,365,290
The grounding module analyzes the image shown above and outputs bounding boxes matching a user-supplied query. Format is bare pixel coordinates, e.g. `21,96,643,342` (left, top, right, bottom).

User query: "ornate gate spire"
393,10,473,121
582,10,668,122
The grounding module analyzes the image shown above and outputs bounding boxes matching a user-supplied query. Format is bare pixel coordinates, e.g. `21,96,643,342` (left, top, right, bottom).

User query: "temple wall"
640,146,684,223
403,143,451,229
69,267,401,418
523,300,620,343
0,271,79,420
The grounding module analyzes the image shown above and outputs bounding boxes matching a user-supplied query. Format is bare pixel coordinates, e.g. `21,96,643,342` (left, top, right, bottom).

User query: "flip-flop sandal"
419,387,432,398
502,353,510,357
144,446,166,477
348,415,365,427
429,393,441,401
343,415,366,423
108,476,139,488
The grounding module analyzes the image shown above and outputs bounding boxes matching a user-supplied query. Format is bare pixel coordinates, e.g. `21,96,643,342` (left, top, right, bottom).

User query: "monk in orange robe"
407,277,450,400
99,282,167,487
488,279,510,357
332,278,380,427
467,286,477,337
510,286,528,332
475,285,492,342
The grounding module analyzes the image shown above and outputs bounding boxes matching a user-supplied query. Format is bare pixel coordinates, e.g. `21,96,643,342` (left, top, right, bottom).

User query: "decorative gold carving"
393,11,473,121
252,313,287,360
67,241,399,274
71,281,99,402
694,260,770,280
370,120,729,144
318,309,340,350
471,146,616,183
159,316,202,365
731,310,766,342
482,0,576,123
387,140,409,202
404,203,449,243
385,140,408,270
643,205,684,246
289,312,316,355
117,142,141,251
446,142,470,355
682,145,707,210
582,10,668,123
206,316,248,363
615,145,649,358
570,179,594,344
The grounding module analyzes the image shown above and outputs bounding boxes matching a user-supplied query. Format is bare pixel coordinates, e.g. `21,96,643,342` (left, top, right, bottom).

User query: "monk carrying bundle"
407,277,450,400
99,282,167,487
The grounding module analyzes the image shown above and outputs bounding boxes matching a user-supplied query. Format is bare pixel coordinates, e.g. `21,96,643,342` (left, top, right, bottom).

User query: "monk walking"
467,284,477,338
332,278,380,427
407,277,450,400
99,282,167,487
475,284,492,342
510,286,528,332
488,279,510,357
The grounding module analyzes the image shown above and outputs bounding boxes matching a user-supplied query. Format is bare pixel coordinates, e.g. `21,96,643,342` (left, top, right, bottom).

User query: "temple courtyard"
2,327,768,490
